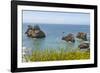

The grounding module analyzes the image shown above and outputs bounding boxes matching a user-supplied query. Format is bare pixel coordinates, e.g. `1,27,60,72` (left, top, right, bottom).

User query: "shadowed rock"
78,43,89,49
25,25,46,38
76,32,87,41
62,33,75,43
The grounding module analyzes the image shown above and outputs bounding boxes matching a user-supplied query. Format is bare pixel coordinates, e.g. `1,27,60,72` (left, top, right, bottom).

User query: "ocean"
22,23,90,52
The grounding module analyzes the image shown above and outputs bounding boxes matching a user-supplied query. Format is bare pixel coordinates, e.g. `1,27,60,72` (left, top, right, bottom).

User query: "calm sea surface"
22,23,90,51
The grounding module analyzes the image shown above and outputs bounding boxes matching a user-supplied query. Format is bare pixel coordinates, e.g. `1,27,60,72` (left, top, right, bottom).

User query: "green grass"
23,48,90,62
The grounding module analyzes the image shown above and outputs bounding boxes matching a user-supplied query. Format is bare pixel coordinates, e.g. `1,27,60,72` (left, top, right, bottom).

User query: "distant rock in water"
62,33,75,43
25,25,46,38
78,43,89,49
76,32,87,41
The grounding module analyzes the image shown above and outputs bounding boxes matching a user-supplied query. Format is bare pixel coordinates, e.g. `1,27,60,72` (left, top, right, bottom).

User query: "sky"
22,10,90,25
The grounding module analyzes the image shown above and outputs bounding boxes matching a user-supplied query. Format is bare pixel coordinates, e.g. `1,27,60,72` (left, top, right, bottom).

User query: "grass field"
23,48,90,62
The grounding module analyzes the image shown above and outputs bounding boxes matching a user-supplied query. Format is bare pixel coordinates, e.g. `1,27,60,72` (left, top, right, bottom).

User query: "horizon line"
23,22,90,25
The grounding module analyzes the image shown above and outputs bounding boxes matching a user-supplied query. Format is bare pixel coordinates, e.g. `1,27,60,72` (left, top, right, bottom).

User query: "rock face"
78,43,89,49
62,33,75,43
25,25,46,38
76,32,87,41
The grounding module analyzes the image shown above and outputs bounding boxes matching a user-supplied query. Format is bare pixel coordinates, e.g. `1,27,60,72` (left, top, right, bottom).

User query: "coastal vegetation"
23,48,90,62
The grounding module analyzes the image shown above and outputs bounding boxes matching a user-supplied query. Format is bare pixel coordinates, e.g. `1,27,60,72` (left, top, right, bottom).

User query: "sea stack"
76,32,87,41
62,33,75,43
78,43,89,49
25,25,46,38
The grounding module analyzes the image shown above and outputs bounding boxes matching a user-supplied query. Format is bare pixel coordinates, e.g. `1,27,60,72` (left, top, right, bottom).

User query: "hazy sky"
22,10,90,25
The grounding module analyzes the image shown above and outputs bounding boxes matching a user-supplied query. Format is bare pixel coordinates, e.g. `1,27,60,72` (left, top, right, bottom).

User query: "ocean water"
22,23,90,52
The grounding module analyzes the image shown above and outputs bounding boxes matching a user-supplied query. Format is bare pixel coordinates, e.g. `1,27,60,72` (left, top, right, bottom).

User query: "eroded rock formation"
78,43,89,49
62,33,75,43
76,32,87,41
25,25,46,38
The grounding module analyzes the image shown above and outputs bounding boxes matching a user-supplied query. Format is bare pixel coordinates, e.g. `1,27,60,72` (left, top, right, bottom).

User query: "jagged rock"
62,33,75,43
76,32,87,41
78,43,89,49
25,25,46,38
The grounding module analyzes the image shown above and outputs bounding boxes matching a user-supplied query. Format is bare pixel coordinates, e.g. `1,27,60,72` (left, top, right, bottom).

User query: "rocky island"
25,25,46,38
62,33,75,43
76,32,87,41
78,43,89,49
62,32,89,50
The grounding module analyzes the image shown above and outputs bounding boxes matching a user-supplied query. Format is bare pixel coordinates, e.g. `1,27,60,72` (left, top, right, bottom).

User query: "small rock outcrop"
62,33,75,43
76,32,87,41
25,25,46,38
78,43,89,49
